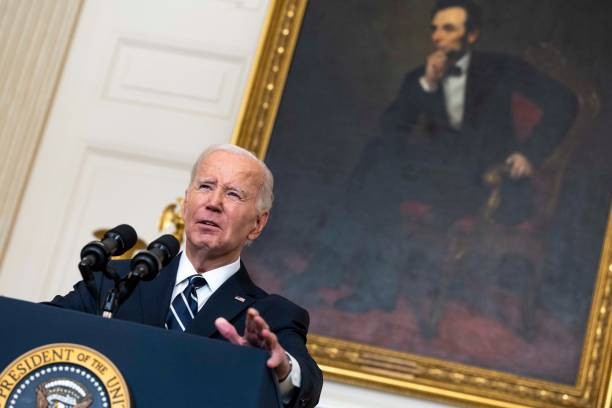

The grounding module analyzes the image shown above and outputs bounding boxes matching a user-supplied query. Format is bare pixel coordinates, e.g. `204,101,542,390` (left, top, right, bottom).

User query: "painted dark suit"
309,51,578,313
376,51,578,222
49,255,322,408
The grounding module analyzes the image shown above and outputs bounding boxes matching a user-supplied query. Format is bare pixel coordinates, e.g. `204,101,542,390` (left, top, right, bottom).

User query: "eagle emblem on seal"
35,378,93,408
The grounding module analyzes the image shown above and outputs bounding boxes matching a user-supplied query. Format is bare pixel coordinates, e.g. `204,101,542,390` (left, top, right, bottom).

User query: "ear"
247,211,270,241
467,29,480,45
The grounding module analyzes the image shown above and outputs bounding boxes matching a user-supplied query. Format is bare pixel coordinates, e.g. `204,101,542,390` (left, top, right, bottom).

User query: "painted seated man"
332,0,577,313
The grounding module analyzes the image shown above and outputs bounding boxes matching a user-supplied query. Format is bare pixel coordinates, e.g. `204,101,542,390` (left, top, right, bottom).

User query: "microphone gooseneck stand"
99,234,180,319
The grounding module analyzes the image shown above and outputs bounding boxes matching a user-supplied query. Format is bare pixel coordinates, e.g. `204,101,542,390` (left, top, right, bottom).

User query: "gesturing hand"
215,308,292,381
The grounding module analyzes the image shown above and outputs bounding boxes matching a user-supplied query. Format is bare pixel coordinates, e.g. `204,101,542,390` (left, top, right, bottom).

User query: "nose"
205,188,223,213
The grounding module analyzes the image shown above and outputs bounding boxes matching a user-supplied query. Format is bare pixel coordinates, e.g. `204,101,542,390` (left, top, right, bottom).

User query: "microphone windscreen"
150,234,181,263
106,224,138,255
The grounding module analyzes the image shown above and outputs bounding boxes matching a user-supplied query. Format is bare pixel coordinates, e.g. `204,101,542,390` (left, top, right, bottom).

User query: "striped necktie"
165,274,207,331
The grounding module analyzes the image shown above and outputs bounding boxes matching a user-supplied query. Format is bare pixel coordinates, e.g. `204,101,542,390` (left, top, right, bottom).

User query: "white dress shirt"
171,254,240,312
170,253,301,399
419,52,471,130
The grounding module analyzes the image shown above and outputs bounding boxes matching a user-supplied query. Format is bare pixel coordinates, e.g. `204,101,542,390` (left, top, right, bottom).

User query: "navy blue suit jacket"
50,255,322,408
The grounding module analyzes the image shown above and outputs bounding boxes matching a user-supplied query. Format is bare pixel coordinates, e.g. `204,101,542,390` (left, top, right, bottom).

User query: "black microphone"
103,234,180,318
79,224,138,271
129,234,180,281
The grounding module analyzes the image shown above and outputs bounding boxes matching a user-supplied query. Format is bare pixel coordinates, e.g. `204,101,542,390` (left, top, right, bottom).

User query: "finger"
431,55,443,65
253,314,270,333
263,334,291,380
266,347,286,370
247,309,271,336
261,327,278,349
245,308,257,332
245,309,267,347
428,50,445,61
427,54,446,76
262,330,285,368
215,317,246,346
432,50,447,60
244,309,260,337
245,329,265,347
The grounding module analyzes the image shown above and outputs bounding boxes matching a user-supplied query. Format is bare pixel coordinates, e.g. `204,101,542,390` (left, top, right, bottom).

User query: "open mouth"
198,220,220,228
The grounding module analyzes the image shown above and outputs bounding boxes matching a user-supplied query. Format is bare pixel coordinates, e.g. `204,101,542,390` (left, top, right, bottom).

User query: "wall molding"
0,0,83,269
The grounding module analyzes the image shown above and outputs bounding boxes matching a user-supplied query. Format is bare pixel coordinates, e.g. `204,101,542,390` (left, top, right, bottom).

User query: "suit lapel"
187,263,257,337
138,253,181,327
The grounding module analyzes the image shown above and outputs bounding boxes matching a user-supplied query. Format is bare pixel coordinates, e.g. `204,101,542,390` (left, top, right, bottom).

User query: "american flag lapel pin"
234,295,246,303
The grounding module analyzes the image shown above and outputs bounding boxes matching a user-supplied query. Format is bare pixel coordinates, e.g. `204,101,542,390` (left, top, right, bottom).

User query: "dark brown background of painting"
242,0,612,384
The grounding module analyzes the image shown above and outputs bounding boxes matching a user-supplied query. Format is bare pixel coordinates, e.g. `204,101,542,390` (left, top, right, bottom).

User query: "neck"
185,246,240,273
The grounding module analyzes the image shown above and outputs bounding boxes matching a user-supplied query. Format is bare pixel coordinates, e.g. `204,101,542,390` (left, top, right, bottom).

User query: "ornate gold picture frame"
232,1,612,406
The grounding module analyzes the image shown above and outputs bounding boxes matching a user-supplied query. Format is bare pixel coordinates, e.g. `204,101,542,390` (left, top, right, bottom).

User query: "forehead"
195,151,262,187
432,6,468,27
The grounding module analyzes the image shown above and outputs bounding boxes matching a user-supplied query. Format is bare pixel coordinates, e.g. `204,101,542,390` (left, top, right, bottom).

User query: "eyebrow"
198,178,249,197
196,177,216,186
225,185,248,197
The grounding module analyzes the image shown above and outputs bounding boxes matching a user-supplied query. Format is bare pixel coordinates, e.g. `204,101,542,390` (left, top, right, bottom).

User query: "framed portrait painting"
233,0,612,406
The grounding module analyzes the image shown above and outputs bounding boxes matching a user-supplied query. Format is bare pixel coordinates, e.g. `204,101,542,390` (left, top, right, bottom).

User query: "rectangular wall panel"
104,38,246,118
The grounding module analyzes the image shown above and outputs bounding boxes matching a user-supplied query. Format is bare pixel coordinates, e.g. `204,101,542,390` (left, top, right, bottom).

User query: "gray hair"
190,143,274,213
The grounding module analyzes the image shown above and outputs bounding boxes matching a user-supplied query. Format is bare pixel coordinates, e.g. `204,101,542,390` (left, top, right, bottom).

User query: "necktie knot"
189,274,207,289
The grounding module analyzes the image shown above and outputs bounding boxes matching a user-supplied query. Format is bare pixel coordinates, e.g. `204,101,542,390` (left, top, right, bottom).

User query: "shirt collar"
175,252,241,292
455,51,471,74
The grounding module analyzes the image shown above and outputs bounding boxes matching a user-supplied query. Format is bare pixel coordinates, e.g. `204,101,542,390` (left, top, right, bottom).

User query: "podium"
0,296,282,407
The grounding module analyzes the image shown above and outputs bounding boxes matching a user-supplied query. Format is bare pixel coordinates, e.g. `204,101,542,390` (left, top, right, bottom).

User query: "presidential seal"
0,343,130,408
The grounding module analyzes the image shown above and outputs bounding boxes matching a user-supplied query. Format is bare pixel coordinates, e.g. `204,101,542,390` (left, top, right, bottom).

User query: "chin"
186,236,216,251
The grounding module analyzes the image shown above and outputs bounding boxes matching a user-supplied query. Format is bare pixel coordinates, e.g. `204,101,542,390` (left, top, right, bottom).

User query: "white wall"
320,381,447,408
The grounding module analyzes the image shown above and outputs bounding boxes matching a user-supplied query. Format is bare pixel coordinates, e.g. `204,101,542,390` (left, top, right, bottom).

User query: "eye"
227,190,243,200
198,183,213,191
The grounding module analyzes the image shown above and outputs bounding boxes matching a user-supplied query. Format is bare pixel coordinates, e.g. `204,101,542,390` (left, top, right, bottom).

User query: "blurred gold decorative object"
92,229,146,260
158,197,185,244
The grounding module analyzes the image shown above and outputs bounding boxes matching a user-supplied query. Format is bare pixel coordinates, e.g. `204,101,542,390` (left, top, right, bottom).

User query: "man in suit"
377,0,577,222
50,144,323,408
331,0,577,313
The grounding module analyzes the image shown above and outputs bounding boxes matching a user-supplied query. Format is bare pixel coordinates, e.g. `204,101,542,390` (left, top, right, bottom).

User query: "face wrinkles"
196,176,250,206
183,151,269,271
